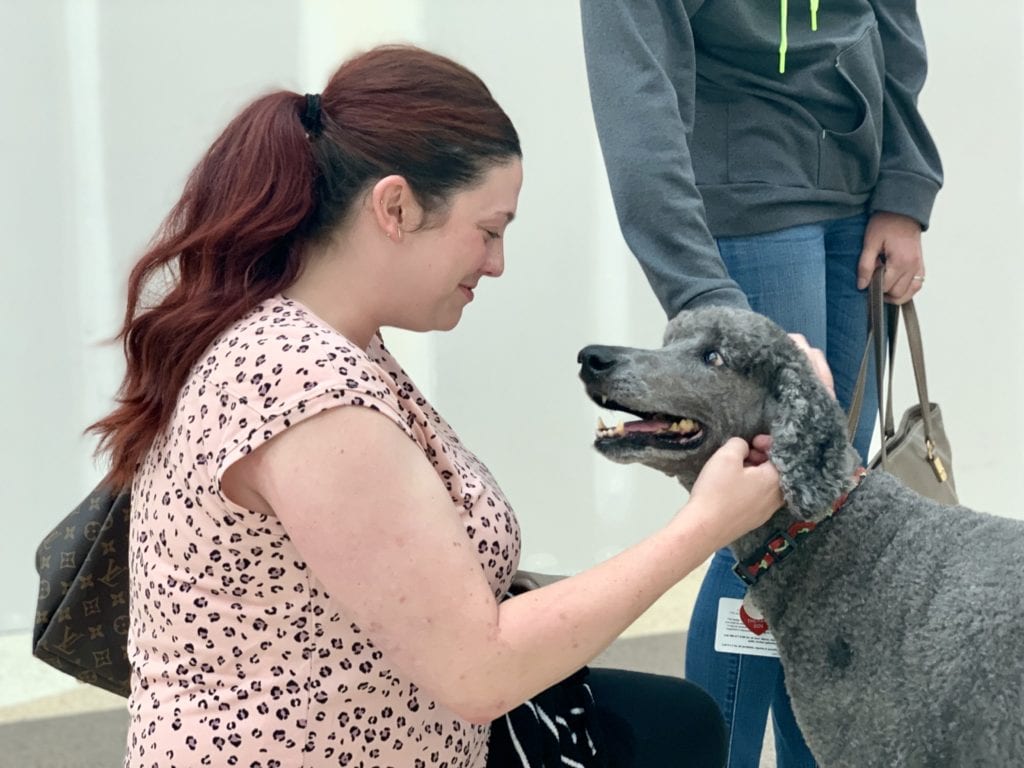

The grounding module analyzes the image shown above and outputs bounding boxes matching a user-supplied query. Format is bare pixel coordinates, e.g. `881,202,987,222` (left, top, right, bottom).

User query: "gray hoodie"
581,0,943,316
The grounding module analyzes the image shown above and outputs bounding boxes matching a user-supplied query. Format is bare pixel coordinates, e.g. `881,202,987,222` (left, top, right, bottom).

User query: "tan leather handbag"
849,267,958,506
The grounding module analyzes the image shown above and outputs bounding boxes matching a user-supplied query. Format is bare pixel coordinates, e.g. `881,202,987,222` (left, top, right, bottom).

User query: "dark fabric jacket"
581,0,943,316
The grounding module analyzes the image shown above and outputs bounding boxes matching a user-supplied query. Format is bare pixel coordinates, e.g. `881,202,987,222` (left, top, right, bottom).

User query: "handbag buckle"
926,439,949,483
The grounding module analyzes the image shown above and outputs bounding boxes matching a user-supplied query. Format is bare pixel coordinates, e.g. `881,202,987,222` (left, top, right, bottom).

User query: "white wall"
3,0,1022,635
910,2,1024,513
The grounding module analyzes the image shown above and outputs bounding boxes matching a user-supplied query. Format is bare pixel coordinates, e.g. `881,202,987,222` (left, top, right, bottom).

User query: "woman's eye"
484,230,501,241
703,349,724,367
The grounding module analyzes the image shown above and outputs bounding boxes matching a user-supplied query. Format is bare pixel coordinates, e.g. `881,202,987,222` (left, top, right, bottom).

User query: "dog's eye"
703,349,724,367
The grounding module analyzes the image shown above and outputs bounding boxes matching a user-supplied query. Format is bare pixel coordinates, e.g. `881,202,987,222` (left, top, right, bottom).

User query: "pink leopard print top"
126,296,521,768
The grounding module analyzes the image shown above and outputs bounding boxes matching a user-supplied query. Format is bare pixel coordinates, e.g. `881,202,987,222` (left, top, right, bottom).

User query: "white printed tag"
713,597,780,658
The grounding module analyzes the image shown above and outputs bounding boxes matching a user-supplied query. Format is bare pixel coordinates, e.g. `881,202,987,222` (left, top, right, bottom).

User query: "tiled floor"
1,560,776,766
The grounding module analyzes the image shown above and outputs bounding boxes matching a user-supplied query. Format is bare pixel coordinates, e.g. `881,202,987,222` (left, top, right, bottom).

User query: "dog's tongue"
623,419,673,433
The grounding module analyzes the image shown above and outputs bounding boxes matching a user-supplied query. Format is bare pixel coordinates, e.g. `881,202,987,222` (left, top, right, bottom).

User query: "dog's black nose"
578,345,620,382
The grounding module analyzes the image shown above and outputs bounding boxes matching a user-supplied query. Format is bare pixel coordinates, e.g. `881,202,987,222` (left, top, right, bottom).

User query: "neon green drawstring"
779,0,788,73
780,0,820,74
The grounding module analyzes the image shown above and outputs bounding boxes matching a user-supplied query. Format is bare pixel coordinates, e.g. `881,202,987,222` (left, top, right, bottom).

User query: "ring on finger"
911,275,925,283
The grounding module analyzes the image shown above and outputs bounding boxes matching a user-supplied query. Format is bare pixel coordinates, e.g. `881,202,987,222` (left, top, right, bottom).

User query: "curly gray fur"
578,306,1024,766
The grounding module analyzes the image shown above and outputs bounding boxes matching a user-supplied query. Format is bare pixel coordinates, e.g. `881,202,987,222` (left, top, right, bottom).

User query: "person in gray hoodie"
580,1,942,765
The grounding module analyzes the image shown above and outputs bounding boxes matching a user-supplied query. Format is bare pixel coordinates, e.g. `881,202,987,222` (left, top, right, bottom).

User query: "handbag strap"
900,299,937,432
877,275,899,460
900,298,953,485
847,267,889,442
847,267,937,458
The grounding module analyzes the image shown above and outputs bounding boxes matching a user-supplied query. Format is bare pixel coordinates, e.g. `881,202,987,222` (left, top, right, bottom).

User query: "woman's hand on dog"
788,333,835,398
744,434,773,466
685,436,784,547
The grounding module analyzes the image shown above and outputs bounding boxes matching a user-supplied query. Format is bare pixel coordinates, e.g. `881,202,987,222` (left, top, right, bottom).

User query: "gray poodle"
578,306,1023,767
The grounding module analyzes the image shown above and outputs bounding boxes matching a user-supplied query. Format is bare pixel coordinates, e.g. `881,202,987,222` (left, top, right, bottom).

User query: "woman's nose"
483,247,504,278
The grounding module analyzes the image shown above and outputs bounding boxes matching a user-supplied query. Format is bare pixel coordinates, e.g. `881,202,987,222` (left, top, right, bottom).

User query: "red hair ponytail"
90,90,315,487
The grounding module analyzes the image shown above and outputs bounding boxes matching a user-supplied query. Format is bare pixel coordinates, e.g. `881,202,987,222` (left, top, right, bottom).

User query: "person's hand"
684,437,784,548
746,434,774,466
787,332,835,398
856,211,925,304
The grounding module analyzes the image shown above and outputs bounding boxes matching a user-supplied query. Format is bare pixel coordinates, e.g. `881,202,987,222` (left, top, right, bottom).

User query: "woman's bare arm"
223,405,781,723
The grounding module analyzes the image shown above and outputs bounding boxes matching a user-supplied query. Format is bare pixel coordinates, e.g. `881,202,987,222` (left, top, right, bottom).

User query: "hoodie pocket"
724,95,821,189
817,25,884,194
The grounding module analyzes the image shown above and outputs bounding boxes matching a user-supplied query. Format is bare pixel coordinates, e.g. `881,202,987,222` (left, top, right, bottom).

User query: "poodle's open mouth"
592,396,705,450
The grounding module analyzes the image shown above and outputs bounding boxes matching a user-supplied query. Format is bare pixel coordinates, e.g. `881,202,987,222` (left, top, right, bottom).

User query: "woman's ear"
371,175,422,242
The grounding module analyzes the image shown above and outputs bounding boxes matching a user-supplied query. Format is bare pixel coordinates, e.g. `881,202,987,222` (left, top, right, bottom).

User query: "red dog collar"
732,468,867,588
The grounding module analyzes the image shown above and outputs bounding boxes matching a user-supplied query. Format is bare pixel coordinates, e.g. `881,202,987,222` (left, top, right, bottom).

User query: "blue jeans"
684,214,877,768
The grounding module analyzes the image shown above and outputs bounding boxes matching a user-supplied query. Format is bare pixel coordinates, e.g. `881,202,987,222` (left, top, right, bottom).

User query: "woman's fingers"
788,333,835,397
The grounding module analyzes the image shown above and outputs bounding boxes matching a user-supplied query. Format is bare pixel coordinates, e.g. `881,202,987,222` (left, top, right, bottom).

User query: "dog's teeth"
594,419,626,439
673,418,696,432
600,396,608,405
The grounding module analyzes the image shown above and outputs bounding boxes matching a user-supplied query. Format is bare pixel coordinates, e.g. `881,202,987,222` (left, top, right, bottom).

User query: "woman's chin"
417,311,463,334
438,312,463,332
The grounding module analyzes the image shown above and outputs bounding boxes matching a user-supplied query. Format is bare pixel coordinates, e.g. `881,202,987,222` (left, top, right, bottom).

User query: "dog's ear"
768,352,858,520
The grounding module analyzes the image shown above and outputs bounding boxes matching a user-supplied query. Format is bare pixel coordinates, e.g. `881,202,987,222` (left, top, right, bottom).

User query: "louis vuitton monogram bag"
32,483,131,697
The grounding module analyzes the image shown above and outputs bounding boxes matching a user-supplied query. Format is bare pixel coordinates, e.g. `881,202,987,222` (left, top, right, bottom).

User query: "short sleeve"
186,304,424,507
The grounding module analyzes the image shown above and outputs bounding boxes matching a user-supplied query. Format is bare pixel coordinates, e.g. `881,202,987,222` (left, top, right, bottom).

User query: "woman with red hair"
93,44,785,767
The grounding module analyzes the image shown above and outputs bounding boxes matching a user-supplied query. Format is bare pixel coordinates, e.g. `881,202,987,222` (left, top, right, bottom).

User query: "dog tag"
713,597,779,658
739,602,769,635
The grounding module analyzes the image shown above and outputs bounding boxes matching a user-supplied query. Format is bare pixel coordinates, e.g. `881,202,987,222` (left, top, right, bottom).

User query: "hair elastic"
301,93,323,137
